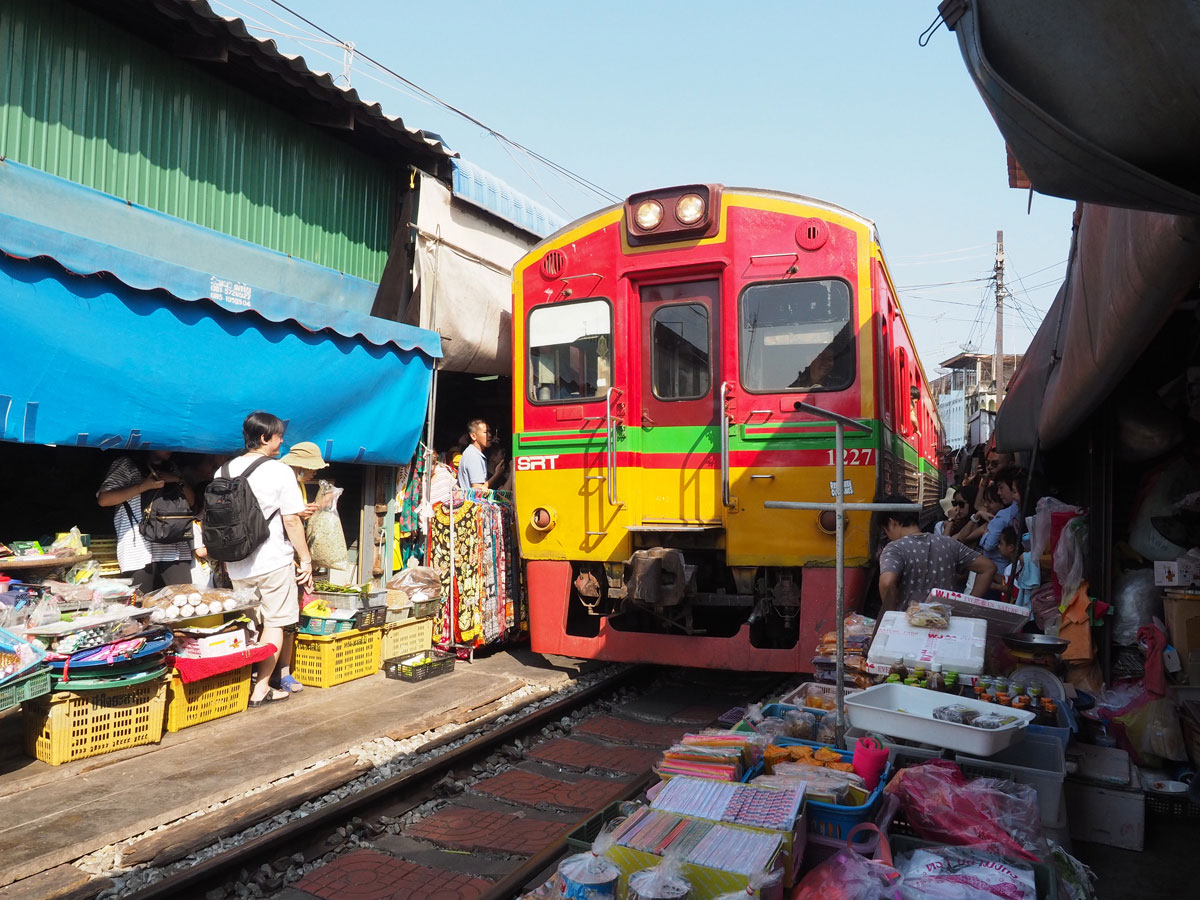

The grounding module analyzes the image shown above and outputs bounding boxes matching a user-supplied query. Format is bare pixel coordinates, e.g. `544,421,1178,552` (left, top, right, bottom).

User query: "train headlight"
675,193,706,225
530,506,557,532
818,511,843,534
634,200,664,231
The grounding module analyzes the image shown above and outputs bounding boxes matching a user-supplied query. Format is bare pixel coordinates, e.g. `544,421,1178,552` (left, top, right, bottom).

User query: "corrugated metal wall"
0,0,397,283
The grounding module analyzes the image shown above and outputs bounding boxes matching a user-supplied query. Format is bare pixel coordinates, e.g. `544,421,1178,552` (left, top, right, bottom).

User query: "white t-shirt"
223,454,306,581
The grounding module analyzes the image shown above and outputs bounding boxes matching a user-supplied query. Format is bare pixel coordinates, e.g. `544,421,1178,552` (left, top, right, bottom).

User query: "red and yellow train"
511,185,942,671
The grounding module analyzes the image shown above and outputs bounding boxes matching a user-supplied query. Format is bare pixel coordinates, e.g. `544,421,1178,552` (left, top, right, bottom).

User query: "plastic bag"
627,847,690,900
1128,458,1200,560
1052,516,1087,604
784,709,819,740
1116,696,1188,764
1111,569,1162,646
712,869,782,899
906,601,951,629
884,760,1046,862
1030,497,1084,564
307,481,349,569
792,832,901,900
387,565,443,604
26,595,61,629
896,845,1037,900
555,828,620,899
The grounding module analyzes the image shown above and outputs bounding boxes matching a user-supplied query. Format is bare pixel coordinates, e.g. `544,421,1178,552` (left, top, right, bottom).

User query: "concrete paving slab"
0,648,587,887
406,806,571,856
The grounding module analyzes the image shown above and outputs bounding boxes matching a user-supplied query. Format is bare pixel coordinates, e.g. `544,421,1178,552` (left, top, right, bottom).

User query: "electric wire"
261,0,620,203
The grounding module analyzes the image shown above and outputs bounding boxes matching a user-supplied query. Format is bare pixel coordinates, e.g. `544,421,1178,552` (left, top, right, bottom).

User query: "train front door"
637,279,722,525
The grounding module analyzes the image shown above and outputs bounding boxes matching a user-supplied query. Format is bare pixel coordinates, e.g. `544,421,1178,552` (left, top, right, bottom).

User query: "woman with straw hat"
271,441,329,692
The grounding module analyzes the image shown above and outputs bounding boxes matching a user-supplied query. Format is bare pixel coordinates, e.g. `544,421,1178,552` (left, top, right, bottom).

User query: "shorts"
232,564,299,628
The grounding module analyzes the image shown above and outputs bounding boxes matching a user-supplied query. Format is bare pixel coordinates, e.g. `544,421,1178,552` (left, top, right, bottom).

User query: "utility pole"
994,230,1005,407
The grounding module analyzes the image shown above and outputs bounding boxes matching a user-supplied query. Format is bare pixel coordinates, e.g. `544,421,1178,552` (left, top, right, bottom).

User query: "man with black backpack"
204,411,313,707
97,450,195,592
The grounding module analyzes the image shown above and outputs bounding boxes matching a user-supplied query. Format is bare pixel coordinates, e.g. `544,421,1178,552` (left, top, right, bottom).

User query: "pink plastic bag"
884,760,1046,862
790,824,902,900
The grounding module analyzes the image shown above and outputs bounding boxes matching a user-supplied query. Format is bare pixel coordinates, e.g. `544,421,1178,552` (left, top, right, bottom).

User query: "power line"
896,275,993,290
261,0,620,203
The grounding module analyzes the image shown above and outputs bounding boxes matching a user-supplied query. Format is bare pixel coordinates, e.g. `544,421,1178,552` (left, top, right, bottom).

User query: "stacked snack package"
555,828,621,899
656,730,762,781
811,613,876,688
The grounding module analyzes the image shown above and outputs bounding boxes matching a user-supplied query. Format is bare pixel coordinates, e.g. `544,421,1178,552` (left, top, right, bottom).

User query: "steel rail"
127,666,644,900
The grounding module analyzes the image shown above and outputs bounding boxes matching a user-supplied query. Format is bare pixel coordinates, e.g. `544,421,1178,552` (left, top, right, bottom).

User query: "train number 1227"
827,449,875,466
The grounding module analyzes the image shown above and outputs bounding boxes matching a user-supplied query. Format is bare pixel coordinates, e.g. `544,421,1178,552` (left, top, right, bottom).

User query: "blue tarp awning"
0,254,432,464
0,161,441,464
0,160,442,357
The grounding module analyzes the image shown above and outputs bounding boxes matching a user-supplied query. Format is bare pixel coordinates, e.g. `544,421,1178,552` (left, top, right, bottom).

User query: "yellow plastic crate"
294,627,382,688
23,676,168,766
165,666,252,732
380,617,433,664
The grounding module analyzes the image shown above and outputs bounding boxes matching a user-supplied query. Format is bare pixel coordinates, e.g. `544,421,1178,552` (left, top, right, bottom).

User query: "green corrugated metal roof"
1,0,400,282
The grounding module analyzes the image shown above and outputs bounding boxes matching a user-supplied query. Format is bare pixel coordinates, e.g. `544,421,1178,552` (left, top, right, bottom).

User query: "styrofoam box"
845,683,1035,756
866,610,988,674
1066,770,1145,851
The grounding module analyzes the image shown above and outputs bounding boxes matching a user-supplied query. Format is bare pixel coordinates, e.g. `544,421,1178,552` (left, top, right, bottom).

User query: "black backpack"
127,484,194,545
201,457,279,562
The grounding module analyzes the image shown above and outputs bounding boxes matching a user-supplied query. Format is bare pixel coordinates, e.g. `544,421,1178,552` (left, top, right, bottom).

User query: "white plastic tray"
844,683,1035,756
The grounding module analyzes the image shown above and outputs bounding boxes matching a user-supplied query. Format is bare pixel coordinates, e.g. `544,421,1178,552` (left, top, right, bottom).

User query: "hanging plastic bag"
895,844,1037,900
1030,497,1084,563
1052,517,1088,604
306,480,349,569
792,823,902,900
1111,569,1162,646
884,760,1046,862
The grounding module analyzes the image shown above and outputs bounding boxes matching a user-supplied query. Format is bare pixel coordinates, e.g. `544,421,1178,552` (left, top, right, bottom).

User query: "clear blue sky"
218,0,1073,373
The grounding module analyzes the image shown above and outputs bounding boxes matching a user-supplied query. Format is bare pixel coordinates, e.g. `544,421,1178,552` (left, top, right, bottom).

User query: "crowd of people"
876,447,1038,621
95,412,328,706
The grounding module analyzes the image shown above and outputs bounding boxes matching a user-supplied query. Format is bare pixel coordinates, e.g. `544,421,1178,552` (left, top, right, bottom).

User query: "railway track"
114,665,784,900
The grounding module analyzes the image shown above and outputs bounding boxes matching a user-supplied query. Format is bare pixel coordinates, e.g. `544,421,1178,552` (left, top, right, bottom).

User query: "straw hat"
938,486,958,517
280,441,328,470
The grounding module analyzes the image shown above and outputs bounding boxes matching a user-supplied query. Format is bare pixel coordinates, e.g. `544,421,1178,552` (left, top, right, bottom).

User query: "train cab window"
651,304,711,400
738,279,854,393
527,299,613,403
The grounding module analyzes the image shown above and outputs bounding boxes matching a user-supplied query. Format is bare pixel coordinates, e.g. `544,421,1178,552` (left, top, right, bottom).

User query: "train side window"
897,348,909,434
651,303,711,400
527,299,613,403
738,279,855,393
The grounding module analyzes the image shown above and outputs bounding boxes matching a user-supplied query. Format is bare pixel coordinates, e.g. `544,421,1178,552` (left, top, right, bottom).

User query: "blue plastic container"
772,736,891,844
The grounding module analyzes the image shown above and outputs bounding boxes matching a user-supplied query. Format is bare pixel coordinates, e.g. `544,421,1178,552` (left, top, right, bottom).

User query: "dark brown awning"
996,206,1200,450
943,0,1200,216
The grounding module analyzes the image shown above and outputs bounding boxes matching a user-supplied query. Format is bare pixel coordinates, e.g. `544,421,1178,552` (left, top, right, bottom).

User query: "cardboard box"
928,587,1031,634
1154,560,1200,587
1164,595,1200,658
176,628,248,659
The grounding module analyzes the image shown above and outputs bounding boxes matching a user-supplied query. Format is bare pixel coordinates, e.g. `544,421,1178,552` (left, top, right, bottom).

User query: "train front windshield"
527,298,613,402
738,279,854,393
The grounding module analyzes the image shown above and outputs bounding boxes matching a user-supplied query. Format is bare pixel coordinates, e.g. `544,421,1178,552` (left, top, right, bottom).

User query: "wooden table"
0,553,92,572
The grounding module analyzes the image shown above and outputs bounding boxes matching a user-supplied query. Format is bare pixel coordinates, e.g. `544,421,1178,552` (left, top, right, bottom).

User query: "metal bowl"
1003,633,1071,655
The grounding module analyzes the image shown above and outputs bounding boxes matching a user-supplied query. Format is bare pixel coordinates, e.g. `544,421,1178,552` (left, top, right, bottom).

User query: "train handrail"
720,381,733,508
605,387,621,507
